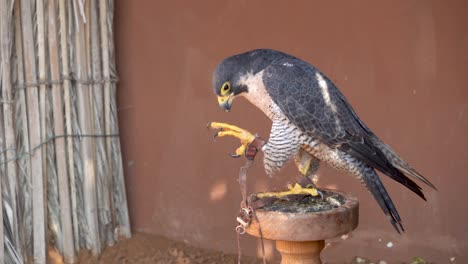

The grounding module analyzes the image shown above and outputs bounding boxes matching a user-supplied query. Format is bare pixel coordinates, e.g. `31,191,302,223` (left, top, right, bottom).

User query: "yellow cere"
217,96,228,104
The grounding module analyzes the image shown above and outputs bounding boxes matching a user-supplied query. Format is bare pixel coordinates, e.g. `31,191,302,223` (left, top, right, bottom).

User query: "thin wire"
14,74,119,91
0,99,15,104
0,133,119,166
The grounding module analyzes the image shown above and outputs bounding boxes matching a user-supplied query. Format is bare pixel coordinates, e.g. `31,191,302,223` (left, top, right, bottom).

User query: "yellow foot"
298,158,312,176
257,183,319,198
209,122,256,157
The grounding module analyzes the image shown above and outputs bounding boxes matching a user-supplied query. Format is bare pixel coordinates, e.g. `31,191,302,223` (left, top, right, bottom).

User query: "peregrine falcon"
210,49,436,232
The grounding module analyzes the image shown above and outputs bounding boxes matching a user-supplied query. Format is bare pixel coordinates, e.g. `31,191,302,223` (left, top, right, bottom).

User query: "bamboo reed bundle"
0,2,8,263
1,0,131,262
0,58,4,264
1,0,24,263
19,0,47,262
0,3,20,264
73,0,101,255
88,0,114,247
100,0,131,239
57,0,81,254
47,0,75,262
13,0,29,262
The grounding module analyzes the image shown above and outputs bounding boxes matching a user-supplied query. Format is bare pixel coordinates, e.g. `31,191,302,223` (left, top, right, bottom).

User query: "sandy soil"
47,232,431,264
56,232,263,264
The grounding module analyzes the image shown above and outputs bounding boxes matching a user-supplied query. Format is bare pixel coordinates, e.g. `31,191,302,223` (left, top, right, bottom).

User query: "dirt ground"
47,232,431,264
66,232,262,264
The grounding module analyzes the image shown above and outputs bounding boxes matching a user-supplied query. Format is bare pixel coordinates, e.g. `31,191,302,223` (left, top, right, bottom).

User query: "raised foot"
257,183,320,198
208,122,256,157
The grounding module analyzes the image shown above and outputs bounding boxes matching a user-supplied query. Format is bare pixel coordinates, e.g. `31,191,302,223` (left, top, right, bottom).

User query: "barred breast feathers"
262,118,302,175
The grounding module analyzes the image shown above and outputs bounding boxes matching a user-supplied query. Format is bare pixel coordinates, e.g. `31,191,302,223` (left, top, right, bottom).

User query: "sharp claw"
317,190,324,200
206,122,212,129
229,153,241,158
213,131,219,139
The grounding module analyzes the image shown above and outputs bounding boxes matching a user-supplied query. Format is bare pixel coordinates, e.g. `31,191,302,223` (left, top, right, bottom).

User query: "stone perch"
246,190,359,264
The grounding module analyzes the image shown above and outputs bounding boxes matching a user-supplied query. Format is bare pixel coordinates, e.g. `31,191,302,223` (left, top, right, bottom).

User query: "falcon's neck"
238,70,281,120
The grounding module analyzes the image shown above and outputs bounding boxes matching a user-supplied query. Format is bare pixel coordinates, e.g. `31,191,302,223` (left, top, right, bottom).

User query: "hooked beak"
217,95,233,112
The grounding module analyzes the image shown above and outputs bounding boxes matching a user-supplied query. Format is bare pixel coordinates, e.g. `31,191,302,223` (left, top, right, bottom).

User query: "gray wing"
262,57,417,185
263,57,428,232
264,56,436,189
263,58,369,144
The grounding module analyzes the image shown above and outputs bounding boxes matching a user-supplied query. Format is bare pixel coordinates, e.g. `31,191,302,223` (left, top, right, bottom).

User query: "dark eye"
221,82,230,94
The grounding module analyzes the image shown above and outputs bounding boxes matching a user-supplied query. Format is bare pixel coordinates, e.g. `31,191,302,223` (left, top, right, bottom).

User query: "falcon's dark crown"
212,49,287,97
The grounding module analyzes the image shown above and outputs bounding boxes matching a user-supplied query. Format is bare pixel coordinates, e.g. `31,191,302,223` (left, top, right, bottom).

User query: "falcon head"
212,49,286,111
212,55,250,112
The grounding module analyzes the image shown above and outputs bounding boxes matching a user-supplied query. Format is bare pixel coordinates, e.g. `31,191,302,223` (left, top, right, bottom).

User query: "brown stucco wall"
114,0,468,262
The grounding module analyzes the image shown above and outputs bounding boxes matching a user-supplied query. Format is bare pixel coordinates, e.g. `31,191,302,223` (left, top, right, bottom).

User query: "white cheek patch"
237,70,281,119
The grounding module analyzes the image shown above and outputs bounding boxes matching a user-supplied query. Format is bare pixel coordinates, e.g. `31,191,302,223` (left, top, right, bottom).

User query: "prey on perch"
210,49,436,233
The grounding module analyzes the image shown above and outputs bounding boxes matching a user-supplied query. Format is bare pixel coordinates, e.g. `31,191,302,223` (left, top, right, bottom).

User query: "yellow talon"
235,144,247,156
209,122,256,156
210,122,245,133
257,183,318,198
216,130,243,140
210,122,255,143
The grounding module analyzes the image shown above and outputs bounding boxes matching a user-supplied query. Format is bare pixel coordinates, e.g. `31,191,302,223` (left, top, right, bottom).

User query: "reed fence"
0,0,131,263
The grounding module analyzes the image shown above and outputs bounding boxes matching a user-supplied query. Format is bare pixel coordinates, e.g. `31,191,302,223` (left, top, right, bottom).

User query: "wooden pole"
20,0,46,262
0,0,18,261
99,0,117,241
100,0,131,238
58,0,80,251
73,2,101,254
0,2,8,262
0,84,4,264
89,0,114,246
37,0,47,179
13,0,31,260
35,0,49,260
47,0,75,262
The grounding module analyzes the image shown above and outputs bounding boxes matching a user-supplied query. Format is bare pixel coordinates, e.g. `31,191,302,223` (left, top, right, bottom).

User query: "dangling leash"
235,136,269,264
208,123,271,263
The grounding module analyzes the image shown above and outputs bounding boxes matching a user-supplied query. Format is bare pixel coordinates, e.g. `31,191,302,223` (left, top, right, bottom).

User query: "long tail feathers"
354,136,436,232
394,163,437,190
363,168,405,233
371,137,437,191
382,167,427,201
